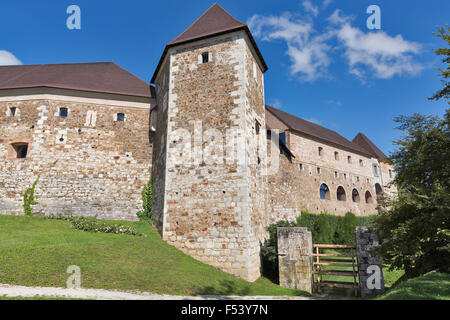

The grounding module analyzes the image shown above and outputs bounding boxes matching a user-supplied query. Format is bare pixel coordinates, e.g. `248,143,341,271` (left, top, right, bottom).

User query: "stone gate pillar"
355,227,385,297
277,227,313,293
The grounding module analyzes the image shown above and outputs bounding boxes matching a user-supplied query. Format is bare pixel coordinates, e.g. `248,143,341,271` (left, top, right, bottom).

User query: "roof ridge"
0,61,114,68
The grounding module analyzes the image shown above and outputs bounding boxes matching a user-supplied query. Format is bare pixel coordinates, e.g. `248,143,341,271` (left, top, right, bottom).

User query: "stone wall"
152,31,268,281
266,130,389,223
0,90,153,220
356,227,385,296
277,227,313,293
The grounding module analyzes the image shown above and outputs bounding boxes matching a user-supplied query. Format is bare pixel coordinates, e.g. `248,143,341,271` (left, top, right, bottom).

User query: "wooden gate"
312,244,359,296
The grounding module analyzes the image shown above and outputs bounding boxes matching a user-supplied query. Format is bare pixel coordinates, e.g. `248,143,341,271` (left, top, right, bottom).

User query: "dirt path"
0,284,318,300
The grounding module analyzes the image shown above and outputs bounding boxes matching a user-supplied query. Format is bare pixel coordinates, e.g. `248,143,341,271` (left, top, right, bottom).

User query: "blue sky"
0,0,448,154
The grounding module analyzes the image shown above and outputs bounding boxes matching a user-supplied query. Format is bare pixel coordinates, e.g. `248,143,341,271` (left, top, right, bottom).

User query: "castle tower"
150,4,269,281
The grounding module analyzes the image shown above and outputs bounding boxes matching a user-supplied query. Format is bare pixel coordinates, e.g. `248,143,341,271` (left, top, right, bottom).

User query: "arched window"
320,184,330,200
365,191,373,204
337,186,346,201
375,183,383,195
352,189,360,202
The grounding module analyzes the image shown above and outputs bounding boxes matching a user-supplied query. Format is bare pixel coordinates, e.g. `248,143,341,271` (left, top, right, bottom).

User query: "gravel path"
0,284,318,300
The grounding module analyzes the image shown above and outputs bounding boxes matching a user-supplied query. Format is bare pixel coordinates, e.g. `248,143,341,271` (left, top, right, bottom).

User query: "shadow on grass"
192,280,251,297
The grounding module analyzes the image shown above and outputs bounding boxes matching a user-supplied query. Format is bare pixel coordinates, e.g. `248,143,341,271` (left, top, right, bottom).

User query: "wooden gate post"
277,227,313,293
355,227,385,297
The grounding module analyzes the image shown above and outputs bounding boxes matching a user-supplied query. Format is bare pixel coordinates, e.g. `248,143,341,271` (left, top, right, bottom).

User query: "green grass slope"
0,215,306,296
376,272,450,300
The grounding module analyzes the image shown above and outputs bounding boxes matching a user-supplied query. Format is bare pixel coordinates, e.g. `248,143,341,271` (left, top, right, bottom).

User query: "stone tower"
150,3,269,281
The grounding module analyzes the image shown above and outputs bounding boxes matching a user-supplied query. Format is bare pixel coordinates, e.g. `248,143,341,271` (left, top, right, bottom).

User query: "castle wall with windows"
0,88,153,220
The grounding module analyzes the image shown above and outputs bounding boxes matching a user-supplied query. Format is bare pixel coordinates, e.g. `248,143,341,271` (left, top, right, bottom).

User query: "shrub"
137,175,153,221
314,214,334,244
335,212,358,245
70,216,144,236
45,214,144,236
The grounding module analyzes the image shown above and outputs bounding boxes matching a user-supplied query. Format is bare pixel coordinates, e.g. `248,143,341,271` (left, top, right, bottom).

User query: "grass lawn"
0,215,306,296
376,272,450,300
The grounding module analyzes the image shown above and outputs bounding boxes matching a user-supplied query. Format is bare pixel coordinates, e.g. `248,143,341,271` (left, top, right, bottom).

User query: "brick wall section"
0,94,153,220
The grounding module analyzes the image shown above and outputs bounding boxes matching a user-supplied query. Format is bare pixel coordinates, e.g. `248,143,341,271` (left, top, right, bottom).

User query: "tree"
429,25,450,103
375,110,450,278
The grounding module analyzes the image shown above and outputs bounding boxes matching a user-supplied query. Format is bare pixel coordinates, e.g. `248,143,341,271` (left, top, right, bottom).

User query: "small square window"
59,108,68,117
10,107,16,117
117,113,125,122
202,52,209,63
12,143,28,159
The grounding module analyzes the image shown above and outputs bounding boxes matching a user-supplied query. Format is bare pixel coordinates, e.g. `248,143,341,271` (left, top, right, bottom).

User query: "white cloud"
335,22,423,79
248,7,423,82
270,98,284,109
322,0,333,8
0,50,22,66
248,13,331,81
305,117,322,125
325,99,342,106
302,1,319,17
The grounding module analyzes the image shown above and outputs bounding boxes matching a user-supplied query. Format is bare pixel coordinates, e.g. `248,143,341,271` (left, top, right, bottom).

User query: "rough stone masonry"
0,4,396,282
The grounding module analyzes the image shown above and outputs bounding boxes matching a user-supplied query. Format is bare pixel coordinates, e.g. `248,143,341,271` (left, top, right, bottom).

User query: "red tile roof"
151,3,268,83
0,62,154,98
265,105,375,157
352,132,388,160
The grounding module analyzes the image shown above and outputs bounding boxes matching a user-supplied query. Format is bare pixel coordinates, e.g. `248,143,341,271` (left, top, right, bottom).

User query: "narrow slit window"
10,107,16,117
347,156,352,164
255,120,261,135
318,147,323,157
334,152,339,160
59,108,68,118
